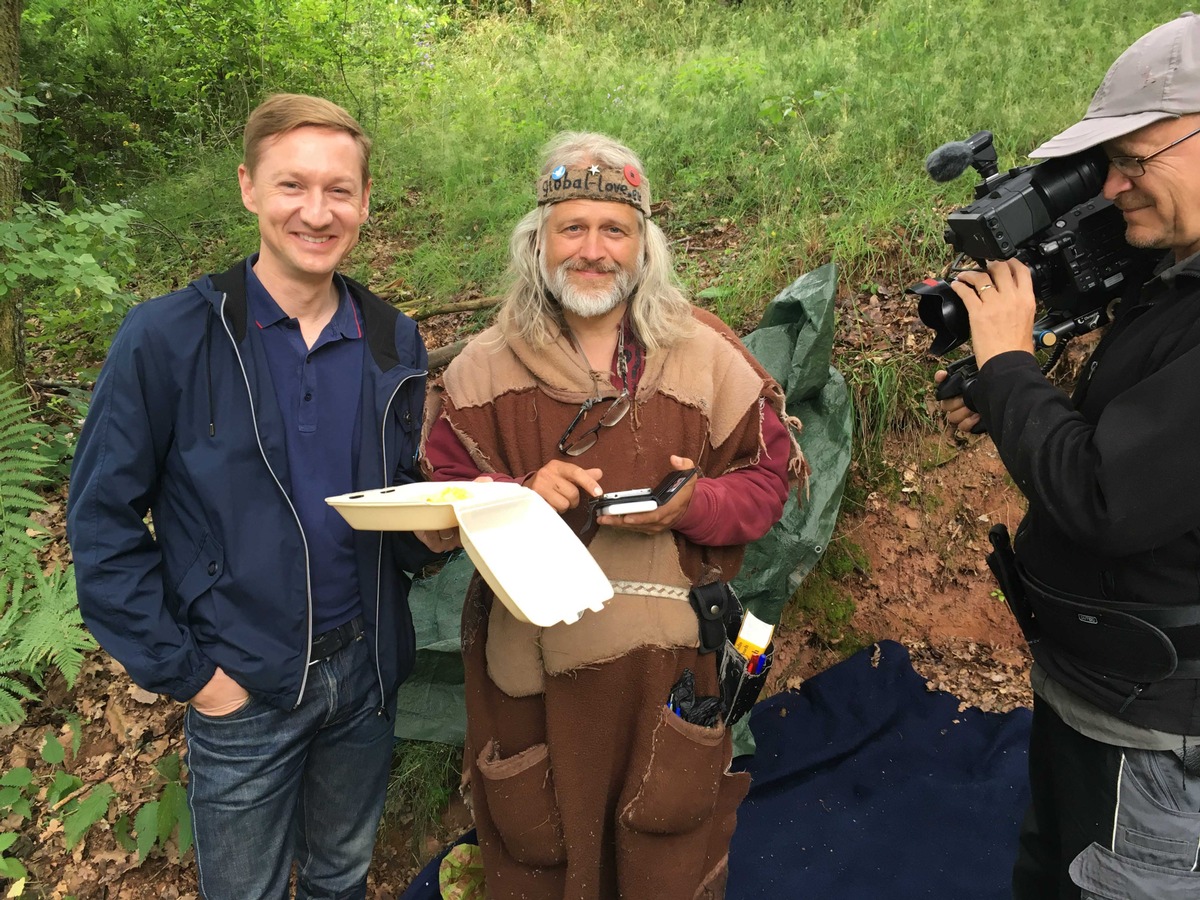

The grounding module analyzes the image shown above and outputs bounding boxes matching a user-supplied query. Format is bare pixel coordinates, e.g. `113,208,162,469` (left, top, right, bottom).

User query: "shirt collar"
244,255,361,339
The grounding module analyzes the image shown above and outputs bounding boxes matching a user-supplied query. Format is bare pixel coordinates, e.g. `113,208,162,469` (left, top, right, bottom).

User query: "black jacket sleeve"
972,346,1200,556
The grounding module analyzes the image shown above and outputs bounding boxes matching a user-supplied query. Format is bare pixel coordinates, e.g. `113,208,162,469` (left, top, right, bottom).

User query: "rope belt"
609,580,691,601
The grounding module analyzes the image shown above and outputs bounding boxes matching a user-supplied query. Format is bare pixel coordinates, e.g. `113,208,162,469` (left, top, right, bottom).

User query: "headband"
535,163,652,216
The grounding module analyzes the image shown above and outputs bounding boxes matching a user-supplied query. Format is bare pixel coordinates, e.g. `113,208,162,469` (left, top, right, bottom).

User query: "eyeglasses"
1109,124,1200,177
557,390,631,456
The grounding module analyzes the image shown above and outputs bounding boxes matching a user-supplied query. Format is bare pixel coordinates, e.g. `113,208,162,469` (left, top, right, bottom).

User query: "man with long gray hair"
421,132,805,898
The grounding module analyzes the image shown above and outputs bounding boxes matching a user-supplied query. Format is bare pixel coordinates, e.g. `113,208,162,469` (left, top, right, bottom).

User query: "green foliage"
0,200,141,378
0,564,94,727
0,766,34,822
384,740,462,856
0,733,194,884
0,380,49,571
0,380,96,725
40,730,66,766
0,89,43,165
0,732,114,890
0,830,28,886
12,568,95,690
64,783,115,849
19,0,458,196
125,753,192,862
784,536,871,655
0,571,94,734
27,388,90,486
843,351,935,477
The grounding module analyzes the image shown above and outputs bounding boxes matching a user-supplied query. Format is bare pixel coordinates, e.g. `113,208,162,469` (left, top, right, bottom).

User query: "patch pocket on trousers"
619,705,726,835
1070,842,1200,899
1125,826,1194,859
476,740,566,868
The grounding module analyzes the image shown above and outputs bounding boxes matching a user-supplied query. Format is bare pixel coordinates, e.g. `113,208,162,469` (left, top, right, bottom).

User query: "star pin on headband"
535,163,652,216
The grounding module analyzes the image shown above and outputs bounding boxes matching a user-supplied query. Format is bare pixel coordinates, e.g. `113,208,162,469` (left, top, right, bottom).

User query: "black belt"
1019,568,1200,682
309,615,364,664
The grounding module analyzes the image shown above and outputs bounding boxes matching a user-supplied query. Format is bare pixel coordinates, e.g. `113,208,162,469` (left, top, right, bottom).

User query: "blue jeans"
184,633,395,900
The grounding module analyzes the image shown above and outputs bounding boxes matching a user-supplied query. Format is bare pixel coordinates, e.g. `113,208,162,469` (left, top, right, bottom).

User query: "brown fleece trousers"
461,582,750,900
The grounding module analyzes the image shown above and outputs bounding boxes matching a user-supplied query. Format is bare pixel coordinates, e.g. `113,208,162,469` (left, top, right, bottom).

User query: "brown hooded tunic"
423,308,800,900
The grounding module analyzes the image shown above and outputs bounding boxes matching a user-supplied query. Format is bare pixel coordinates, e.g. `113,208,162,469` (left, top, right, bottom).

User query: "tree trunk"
0,0,22,384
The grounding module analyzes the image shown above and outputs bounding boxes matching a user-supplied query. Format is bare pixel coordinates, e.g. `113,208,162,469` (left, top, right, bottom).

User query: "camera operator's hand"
934,369,982,433
951,259,1037,367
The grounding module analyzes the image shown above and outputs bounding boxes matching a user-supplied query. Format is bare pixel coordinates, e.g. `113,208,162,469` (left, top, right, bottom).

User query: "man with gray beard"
420,131,806,899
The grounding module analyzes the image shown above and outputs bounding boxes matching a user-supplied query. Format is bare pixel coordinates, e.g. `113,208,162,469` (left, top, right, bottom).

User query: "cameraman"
937,13,1200,899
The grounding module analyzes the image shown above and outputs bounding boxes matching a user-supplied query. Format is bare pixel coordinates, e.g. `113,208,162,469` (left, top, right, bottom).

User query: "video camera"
908,130,1158,402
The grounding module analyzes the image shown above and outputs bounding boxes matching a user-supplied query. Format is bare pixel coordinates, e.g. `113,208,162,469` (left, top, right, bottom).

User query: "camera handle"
935,303,1111,435
935,356,987,434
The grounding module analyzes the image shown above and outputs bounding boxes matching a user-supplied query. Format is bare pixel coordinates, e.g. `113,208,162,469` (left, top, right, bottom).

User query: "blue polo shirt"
246,258,364,636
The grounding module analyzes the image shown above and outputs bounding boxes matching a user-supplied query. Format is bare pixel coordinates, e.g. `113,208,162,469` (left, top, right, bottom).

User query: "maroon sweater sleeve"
673,404,791,546
423,416,525,484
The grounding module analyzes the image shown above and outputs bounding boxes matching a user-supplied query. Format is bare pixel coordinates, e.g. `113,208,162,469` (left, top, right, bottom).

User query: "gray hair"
496,132,695,351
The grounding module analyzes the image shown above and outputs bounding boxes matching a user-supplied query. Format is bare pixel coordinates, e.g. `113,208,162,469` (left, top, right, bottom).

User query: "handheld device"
593,467,699,516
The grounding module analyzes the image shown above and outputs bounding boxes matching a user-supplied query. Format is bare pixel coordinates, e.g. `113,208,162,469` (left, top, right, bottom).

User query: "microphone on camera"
924,141,976,182
925,130,998,183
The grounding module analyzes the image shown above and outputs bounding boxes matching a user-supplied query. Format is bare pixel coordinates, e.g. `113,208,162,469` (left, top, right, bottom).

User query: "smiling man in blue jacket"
67,93,432,900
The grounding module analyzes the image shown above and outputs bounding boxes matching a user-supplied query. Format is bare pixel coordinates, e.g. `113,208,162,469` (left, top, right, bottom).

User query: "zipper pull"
1118,682,1146,714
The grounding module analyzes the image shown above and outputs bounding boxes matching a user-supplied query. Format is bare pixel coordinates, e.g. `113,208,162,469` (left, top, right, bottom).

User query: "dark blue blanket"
728,640,1030,898
399,641,1031,899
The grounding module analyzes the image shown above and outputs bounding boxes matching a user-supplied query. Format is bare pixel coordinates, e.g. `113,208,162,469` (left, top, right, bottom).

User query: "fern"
14,566,95,689
0,379,93,724
0,573,39,724
0,674,36,723
0,379,48,576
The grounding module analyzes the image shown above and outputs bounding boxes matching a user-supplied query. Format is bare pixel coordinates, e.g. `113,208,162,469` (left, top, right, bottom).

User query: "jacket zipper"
374,370,427,717
217,293,317,708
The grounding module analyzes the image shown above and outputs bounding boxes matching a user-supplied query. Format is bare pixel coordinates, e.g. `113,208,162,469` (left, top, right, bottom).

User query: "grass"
843,349,934,478
782,535,872,655
119,0,1168,480
382,740,463,858
128,0,1168,323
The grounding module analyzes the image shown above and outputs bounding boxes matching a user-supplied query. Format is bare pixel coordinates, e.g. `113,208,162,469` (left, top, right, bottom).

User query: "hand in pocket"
191,667,250,717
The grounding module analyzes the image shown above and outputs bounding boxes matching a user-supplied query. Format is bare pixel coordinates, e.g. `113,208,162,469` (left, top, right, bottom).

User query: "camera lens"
909,278,971,357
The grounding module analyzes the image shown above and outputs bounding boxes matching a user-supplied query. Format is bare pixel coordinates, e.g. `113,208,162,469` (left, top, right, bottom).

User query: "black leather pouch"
689,581,740,654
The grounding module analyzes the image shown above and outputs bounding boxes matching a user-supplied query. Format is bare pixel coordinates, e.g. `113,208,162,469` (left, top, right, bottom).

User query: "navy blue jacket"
67,260,431,710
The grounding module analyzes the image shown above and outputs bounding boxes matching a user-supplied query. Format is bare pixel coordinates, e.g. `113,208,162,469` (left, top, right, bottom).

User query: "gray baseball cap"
1031,12,1200,158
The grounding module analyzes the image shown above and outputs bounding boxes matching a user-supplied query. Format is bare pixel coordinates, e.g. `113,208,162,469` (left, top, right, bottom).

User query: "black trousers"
1011,695,1121,900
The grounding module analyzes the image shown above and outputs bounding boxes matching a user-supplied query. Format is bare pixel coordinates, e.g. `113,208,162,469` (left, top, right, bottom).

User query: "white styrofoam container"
326,482,612,627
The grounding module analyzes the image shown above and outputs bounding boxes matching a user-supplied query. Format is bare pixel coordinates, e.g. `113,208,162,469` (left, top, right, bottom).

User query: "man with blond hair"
421,132,805,899
68,93,432,899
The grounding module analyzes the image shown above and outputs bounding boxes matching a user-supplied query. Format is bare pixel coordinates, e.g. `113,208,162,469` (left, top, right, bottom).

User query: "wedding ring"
977,283,994,294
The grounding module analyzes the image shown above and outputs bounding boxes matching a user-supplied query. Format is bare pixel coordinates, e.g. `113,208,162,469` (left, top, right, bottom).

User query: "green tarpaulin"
395,263,852,752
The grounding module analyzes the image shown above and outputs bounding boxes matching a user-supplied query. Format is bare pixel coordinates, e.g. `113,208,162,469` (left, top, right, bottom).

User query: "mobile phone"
594,467,699,516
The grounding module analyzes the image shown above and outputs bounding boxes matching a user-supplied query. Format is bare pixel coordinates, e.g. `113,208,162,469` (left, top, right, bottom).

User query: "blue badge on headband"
550,165,566,181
